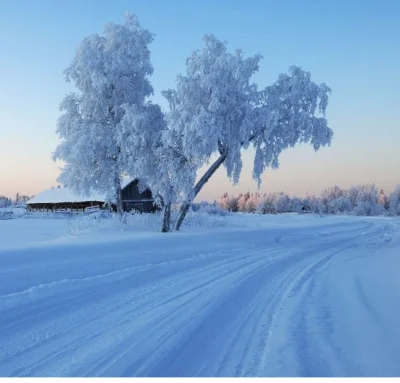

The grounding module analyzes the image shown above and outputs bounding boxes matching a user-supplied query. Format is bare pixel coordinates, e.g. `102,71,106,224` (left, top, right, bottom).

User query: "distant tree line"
217,184,400,216
0,196,12,208
0,193,32,208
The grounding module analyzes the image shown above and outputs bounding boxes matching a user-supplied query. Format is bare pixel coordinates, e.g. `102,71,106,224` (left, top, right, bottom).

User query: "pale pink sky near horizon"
1,1,399,202
2,139,399,202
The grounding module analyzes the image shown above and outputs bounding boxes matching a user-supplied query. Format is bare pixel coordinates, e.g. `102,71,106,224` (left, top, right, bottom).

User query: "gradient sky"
1,0,399,201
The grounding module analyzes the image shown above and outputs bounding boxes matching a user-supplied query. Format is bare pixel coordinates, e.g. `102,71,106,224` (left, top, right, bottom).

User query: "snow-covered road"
0,215,400,376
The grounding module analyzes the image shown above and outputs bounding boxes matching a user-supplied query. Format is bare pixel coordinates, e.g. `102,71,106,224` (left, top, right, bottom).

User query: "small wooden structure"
27,179,158,213
122,179,158,213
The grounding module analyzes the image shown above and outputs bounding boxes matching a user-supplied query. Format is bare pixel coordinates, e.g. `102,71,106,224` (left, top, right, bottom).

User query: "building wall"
27,201,105,211
122,180,152,201
122,180,157,213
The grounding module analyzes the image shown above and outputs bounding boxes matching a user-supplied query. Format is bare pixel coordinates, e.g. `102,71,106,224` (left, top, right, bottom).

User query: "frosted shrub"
254,192,292,214
378,189,390,210
258,193,277,214
0,197,12,208
191,202,228,216
274,193,290,213
243,193,261,213
219,193,240,212
237,193,250,212
328,196,352,214
320,186,344,213
219,193,230,211
351,184,384,216
389,185,400,216
301,194,320,213
289,197,303,213
353,201,384,216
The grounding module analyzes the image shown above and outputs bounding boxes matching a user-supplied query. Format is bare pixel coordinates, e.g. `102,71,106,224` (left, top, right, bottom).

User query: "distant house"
26,179,158,213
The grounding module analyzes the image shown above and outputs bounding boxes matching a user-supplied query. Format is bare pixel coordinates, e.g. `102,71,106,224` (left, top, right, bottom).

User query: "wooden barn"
26,179,158,213
121,179,158,213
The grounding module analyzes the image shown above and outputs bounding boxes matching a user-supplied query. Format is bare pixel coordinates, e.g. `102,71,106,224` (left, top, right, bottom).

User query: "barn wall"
27,201,105,211
122,180,152,201
121,180,157,213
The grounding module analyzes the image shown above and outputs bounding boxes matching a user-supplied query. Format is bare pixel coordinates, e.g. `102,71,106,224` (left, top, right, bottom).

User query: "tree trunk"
175,153,227,231
162,202,171,232
115,178,124,216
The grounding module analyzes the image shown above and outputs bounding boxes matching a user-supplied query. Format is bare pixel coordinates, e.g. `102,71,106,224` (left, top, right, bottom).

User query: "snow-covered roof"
26,187,106,205
26,177,141,205
121,177,135,189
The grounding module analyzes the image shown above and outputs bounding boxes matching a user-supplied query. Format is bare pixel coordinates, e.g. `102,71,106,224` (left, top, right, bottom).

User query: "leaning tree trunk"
162,202,172,233
175,153,227,231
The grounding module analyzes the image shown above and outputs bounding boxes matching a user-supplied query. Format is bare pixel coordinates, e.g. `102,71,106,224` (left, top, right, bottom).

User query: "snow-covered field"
0,213,400,377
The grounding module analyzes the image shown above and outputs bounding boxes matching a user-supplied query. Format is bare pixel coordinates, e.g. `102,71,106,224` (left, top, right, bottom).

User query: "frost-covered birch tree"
164,35,334,230
53,14,154,214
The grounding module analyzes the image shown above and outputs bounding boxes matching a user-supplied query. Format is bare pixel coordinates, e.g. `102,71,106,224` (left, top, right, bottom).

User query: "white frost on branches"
164,35,333,187
53,14,154,210
164,35,333,229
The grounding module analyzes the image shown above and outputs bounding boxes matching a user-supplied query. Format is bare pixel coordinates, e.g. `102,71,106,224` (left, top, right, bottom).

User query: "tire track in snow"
0,244,282,376
124,225,372,376
215,222,386,376
265,220,399,377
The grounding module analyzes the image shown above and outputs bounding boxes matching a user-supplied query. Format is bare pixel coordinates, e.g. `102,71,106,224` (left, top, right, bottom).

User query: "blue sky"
1,0,399,200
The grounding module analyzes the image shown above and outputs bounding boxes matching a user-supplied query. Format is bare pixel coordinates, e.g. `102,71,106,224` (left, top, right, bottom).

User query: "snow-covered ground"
0,213,399,377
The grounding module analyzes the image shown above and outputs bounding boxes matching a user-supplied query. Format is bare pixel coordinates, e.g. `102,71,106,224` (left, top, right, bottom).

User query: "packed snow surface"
0,213,399,377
